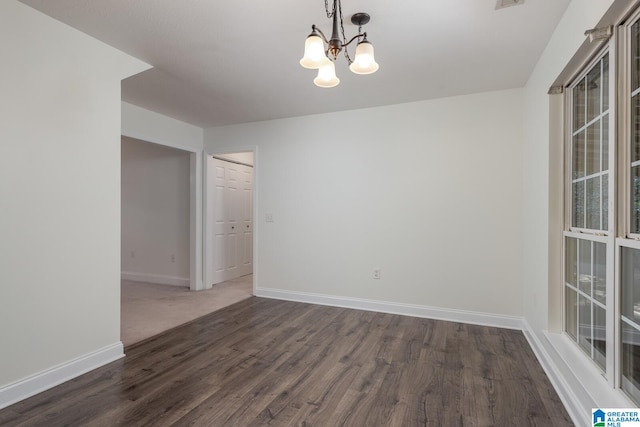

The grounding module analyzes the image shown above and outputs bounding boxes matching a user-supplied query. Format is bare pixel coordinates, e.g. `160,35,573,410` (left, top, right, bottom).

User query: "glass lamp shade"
349,40,379,75
300,35,327,69
313,60,340,88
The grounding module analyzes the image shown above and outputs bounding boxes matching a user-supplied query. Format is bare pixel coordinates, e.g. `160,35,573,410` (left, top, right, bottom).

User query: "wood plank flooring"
0,297,573,426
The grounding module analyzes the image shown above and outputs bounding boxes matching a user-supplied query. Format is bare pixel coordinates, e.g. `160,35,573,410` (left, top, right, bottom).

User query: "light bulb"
300,35,327,69
313,60,340,88
349,40,379,75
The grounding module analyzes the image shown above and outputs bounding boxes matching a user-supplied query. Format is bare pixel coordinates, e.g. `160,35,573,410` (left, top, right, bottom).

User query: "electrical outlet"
373,268,381,279
171,254,176,262
265,213,274,222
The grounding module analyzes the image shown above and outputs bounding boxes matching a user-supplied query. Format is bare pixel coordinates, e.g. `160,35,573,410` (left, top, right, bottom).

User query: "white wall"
205,89,524,319
121,137,191,286
0,0,148,404
121,102,203,151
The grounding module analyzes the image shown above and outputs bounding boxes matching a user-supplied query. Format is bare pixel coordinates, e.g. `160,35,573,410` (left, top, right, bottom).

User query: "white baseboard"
0,342,124,410
521,320,584,426
255,287,523,330
121,271,189,287
521,320,637,427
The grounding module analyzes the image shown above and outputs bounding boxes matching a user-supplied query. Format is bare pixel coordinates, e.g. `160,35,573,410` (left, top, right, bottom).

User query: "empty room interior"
2,0,640,425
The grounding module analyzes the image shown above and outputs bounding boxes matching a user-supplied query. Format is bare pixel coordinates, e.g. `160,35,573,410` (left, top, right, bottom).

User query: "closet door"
207,157,253,285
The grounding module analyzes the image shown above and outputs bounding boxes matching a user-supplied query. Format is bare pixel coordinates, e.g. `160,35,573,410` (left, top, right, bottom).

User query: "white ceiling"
20,0,571,128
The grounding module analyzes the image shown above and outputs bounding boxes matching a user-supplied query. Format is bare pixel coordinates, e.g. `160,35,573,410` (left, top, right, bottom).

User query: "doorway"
120,141,256,347
205,152,254,288
121,136,191,286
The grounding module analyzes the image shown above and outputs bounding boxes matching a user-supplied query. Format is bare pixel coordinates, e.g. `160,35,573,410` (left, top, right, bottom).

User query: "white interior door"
239,166,253,276
206,157,253,286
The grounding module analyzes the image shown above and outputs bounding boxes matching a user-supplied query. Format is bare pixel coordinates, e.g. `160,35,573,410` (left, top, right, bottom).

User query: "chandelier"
299,0,379,88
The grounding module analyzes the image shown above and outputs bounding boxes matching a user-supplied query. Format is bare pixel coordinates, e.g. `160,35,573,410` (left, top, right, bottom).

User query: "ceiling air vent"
495,0,525,10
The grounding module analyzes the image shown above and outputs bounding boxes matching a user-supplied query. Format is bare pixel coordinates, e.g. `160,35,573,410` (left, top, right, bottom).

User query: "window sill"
543,330,634,407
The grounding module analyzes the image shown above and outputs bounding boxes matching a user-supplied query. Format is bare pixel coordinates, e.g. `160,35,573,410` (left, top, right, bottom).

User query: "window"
630,19,640,234
564,52,612,372
565,237,607,369
621,246,640,402
562,10,640,405
621,16,640,404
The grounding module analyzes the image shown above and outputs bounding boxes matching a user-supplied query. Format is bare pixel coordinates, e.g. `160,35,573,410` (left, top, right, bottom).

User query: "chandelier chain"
323,0,335,18
337,1,353,63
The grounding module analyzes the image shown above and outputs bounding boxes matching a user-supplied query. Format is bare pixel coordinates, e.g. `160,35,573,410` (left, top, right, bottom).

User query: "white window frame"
622,9,640,241
617,237,640,399
563,44,616,385
615,7,640,402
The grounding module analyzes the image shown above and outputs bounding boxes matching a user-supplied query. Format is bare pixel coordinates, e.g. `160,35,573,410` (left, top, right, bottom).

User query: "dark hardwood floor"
0,297,573,426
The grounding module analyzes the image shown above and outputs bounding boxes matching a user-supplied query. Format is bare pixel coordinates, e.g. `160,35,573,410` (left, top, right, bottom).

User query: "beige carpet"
121,274,253,347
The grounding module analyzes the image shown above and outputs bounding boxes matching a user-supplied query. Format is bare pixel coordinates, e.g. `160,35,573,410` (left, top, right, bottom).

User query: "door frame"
204,146,257,294
121,132,204,291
